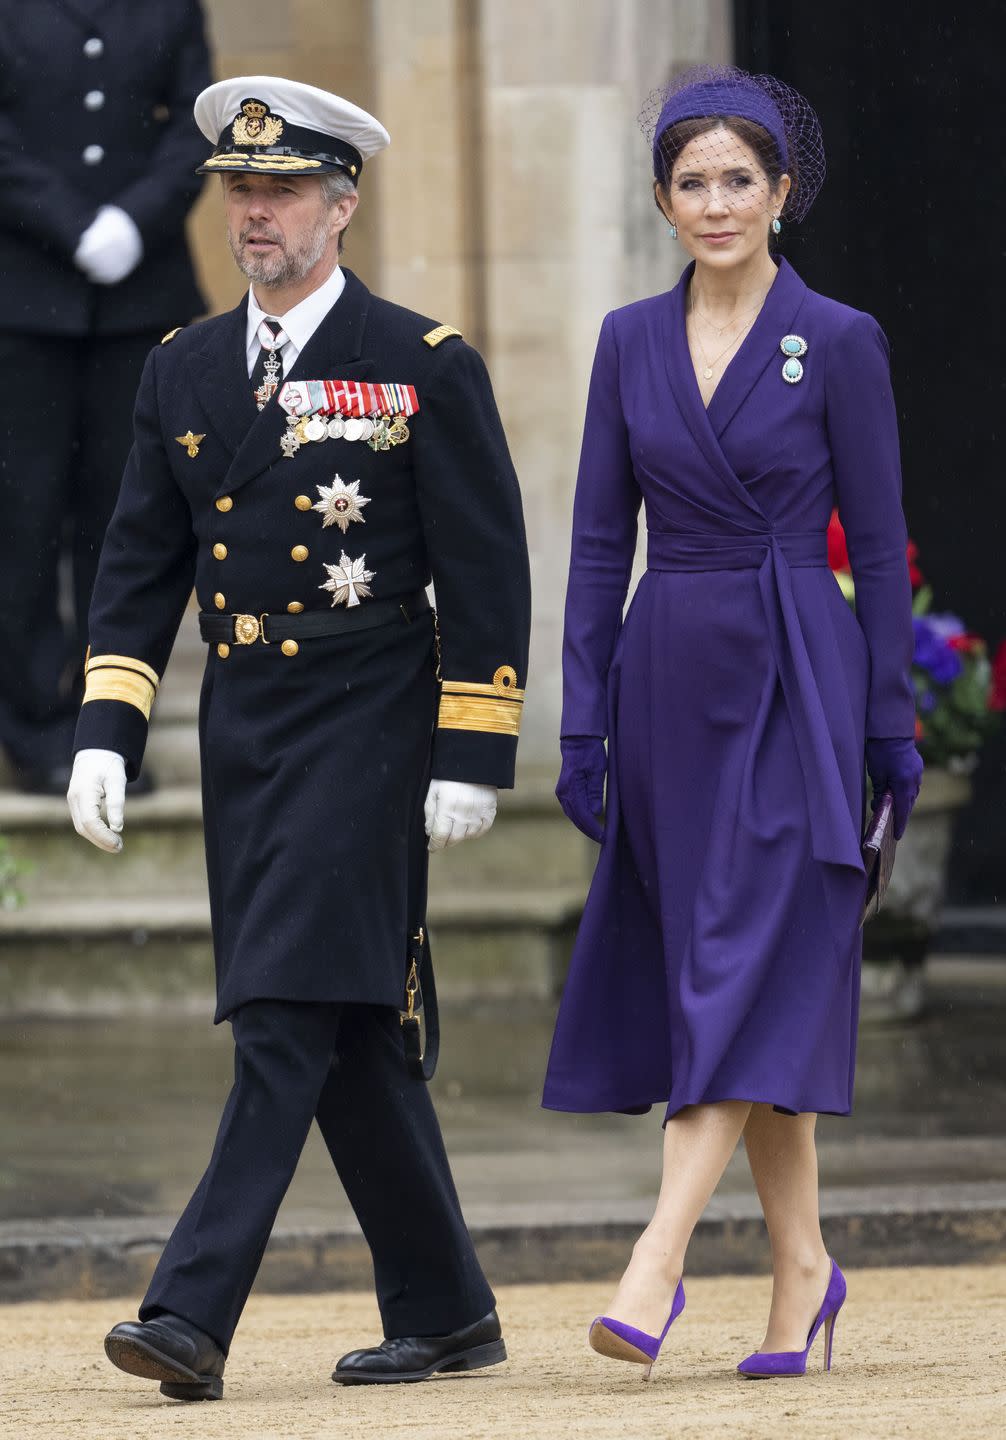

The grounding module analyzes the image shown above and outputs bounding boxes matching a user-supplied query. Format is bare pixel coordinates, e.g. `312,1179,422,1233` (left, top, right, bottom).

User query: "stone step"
145,719,202,785
0,787,209,902
0,886,583,1015
0,772,590,901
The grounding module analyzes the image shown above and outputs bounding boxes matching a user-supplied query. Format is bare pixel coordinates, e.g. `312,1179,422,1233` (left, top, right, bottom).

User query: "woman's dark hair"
654,114,795,206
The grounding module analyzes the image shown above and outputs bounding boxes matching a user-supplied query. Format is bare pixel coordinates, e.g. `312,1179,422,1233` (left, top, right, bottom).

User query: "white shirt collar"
245,263,346,373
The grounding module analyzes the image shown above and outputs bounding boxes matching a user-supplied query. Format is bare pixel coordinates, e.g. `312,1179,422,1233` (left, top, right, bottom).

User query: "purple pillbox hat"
653,78,789,172
640,64,825,223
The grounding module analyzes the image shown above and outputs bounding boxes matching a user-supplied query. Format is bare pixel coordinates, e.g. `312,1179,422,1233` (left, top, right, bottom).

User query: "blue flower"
924,612,965,641
913,617,963,684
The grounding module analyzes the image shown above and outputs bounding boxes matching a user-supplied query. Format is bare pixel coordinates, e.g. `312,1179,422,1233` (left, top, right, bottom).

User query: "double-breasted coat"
0,0,211,778
75,269,531,1020
543,258,915,1120
0,0,209,335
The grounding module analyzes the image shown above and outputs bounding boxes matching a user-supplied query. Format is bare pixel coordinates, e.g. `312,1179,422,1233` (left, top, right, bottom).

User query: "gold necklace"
690,312,756,381
691,296,765,337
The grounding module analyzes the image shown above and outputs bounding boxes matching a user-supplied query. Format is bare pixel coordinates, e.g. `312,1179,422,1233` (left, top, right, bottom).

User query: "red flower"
914,714,925,741
828,510,923,587
906,539,924,589
947,632,984,655
991,640,1006,712
827,510,850,572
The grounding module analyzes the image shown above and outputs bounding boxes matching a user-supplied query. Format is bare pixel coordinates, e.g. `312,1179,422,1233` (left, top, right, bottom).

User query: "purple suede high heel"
737,1259,847,1379
589,1279,685,1381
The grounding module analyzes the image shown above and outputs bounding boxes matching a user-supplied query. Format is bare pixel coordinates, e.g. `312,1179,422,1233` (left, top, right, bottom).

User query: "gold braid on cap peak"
82,652,160,720
438,670,525,736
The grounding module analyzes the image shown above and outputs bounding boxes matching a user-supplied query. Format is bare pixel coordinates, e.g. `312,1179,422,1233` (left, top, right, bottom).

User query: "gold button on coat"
214,593,226,610
281,639,299,656
287,601,304,613
212,542,227,560
291,545,309,562
215,496,233,512
294,495,312,511
217,643,230,659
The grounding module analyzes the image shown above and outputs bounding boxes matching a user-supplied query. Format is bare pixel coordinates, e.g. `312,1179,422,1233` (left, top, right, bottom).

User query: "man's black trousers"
0,329,161,773
140,999,495,1352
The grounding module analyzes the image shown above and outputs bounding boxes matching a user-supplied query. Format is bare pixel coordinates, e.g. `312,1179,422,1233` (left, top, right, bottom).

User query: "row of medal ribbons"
278,379,419,419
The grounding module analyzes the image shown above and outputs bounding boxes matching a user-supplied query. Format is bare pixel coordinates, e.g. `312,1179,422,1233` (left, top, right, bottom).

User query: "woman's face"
658,124,790,270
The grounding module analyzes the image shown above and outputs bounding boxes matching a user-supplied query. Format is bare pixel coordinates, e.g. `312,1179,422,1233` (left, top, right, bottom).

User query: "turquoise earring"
669,221,678,239
771,216,782,235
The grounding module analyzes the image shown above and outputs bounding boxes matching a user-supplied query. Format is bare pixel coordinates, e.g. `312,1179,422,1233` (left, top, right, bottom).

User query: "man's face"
223,173,355,288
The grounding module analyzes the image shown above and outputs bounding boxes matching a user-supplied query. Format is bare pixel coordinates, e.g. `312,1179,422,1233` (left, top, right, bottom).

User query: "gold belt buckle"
232,613,271,645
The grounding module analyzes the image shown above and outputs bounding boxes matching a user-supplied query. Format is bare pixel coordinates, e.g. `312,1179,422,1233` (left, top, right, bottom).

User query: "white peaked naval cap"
194,76,390,181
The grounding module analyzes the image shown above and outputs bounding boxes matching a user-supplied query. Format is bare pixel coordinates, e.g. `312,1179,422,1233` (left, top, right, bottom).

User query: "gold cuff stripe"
85,653,160,688
438,694,522,737
82,669,156,720
441,680,526,702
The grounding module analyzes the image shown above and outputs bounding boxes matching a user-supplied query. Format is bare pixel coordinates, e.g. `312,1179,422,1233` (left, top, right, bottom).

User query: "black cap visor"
198,123,363,181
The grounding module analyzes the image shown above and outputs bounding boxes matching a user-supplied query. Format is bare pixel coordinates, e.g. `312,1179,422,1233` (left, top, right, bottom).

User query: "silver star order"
320,551,376,608
312,475,371,534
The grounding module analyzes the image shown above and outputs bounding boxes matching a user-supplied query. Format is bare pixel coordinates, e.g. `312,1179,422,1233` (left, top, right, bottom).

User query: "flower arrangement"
828,510,1004,771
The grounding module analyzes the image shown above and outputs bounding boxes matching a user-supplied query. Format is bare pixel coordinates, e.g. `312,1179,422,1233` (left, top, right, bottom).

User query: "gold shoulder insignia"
423,324,462,349
161,327,183,345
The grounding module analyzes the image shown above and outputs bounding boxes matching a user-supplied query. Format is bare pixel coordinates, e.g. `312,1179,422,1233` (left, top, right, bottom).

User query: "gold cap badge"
233,99,284,147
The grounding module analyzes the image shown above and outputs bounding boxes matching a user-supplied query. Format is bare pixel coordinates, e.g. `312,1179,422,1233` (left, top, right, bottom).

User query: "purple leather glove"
556,736,607,843
865,737,924,840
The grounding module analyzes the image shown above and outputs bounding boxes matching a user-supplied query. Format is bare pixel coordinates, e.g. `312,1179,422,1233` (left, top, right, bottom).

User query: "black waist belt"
199,590,430,646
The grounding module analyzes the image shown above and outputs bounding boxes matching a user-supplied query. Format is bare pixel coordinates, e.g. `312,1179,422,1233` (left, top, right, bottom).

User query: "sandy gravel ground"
3,1266,1004,1440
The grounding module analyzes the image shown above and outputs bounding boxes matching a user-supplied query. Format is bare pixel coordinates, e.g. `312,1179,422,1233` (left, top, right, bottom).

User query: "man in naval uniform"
66,76,531,1402
0,0,211,792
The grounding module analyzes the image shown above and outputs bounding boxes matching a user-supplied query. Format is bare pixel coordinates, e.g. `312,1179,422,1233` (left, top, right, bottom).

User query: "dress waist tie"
646,528,863,875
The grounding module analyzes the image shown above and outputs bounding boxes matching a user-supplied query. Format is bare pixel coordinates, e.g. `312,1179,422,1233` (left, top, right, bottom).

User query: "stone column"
478,0,732,766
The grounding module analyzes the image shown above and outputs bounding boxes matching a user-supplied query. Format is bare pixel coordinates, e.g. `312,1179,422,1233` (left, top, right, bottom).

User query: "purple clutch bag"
860,789,896,926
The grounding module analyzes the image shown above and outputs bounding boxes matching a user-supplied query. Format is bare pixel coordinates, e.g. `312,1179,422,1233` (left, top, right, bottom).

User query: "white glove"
425,780,497,853
74,205,144,285
67,749,127,853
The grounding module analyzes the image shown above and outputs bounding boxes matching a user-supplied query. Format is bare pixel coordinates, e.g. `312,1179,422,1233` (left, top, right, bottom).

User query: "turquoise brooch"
780,334,808,383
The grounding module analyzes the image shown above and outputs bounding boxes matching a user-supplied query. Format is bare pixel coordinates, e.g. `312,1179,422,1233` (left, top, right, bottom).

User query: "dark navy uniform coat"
0,0,209,335
75,269,531,1019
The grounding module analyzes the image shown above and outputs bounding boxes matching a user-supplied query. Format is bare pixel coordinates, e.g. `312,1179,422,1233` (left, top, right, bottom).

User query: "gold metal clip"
402,958,420,1024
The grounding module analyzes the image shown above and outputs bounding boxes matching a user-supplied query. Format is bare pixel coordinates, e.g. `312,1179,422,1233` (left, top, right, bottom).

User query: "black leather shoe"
333,1309,506,1384
104,1314,225,1401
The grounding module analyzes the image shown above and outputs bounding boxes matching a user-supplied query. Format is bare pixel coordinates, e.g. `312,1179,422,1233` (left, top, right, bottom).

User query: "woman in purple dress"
543,67,923,1379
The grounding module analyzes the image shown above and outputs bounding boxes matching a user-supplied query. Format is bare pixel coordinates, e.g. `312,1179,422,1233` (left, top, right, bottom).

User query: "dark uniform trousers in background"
0,0,210,779
75,267,531,1347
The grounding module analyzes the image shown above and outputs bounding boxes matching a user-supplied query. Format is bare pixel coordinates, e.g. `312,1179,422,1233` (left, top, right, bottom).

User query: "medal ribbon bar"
278,380,419,419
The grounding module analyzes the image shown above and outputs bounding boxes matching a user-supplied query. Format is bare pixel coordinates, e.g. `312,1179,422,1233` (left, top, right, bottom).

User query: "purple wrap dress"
542,258,916,1120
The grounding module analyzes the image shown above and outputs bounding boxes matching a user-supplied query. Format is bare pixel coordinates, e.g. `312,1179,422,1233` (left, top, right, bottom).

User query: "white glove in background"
425,780,497,853
67,748,127,853
73,205,144,286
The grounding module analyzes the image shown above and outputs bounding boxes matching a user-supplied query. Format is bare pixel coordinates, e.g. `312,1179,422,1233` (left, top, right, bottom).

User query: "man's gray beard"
229,215,330,287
